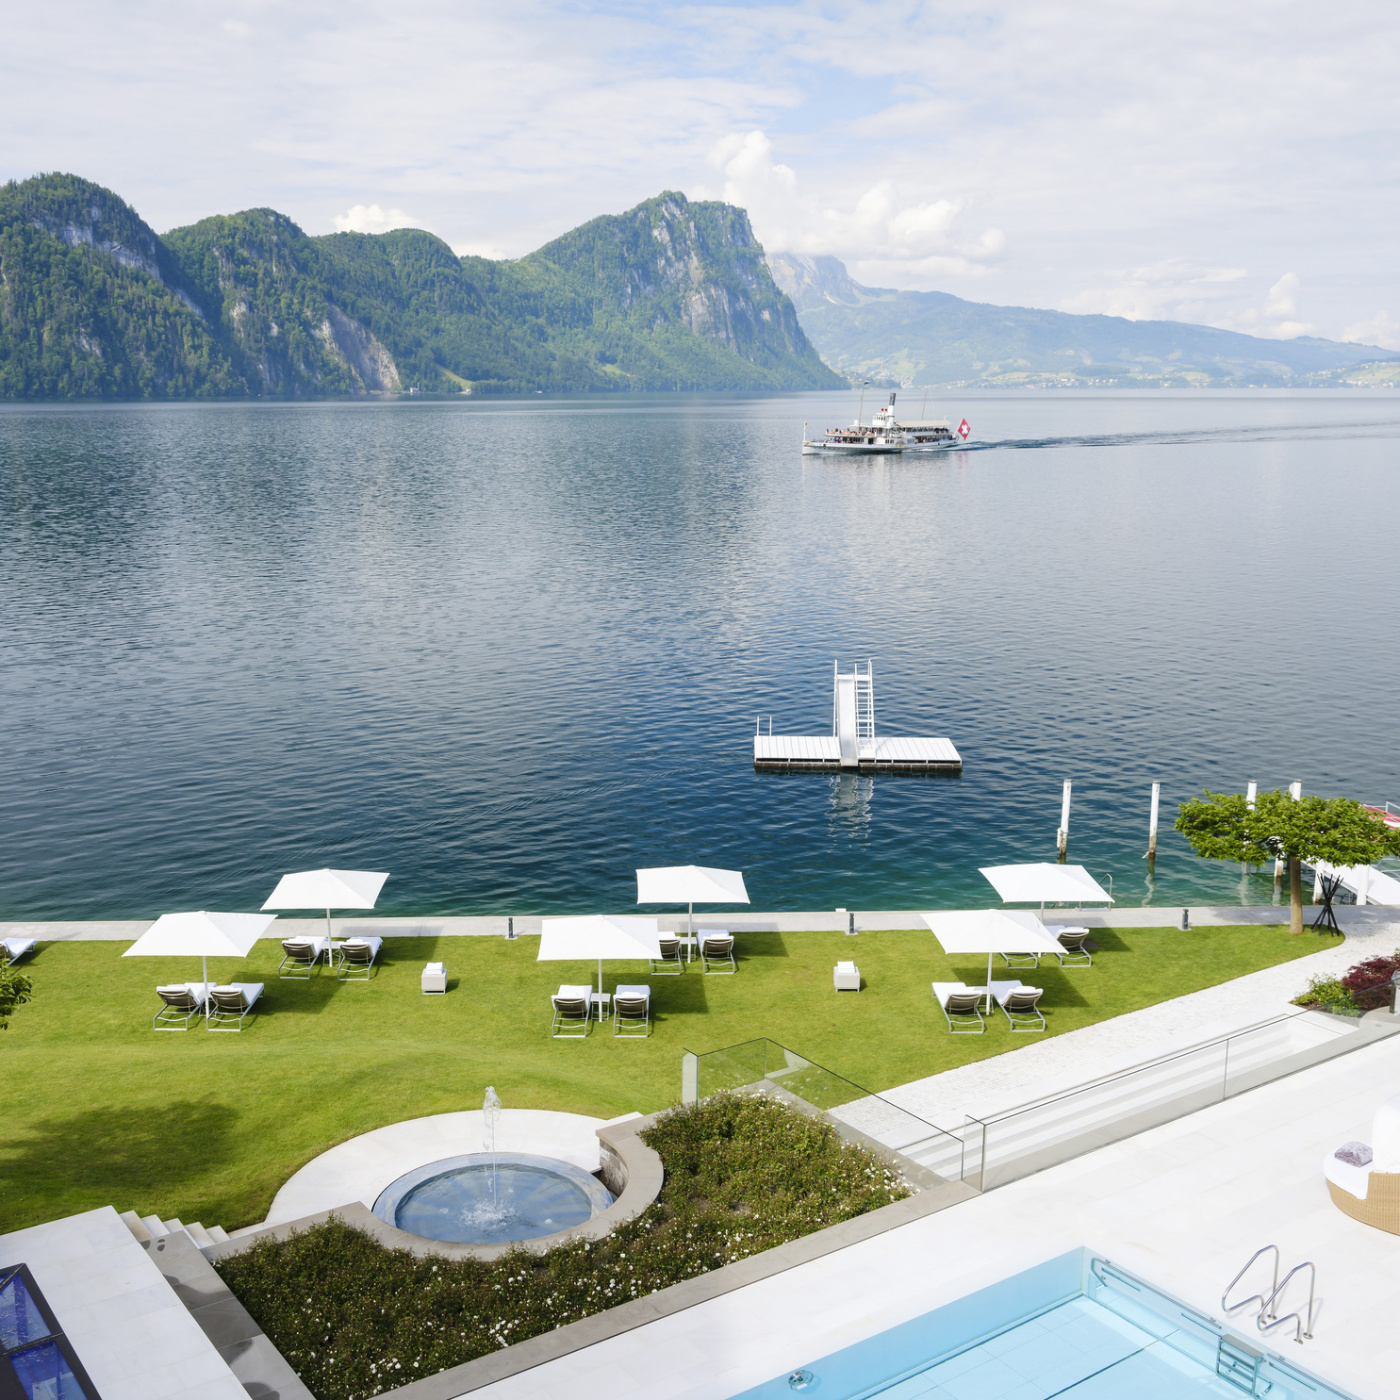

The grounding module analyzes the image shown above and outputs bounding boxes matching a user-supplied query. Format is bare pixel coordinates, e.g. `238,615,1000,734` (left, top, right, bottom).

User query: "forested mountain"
0,174,841,399
769,252,1400,388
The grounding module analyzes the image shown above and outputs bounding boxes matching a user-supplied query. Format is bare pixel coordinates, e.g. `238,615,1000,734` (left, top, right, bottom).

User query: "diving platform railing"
754,659,961,773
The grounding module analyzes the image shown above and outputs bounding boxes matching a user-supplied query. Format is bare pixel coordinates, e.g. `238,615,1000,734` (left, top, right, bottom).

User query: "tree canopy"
1175,788,1400,932
0,967,32,1030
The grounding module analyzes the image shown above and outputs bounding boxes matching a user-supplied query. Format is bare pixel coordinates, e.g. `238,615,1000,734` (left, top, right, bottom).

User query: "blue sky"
4,0,1398,344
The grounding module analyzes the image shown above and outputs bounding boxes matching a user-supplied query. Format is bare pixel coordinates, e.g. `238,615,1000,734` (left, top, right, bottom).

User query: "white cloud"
332,203,424,235
1219,274,1317,339
1060,261,1249,322
5,0,1400,336
705,130,1004,280
1341,310,1400,350
1062,266,1321,339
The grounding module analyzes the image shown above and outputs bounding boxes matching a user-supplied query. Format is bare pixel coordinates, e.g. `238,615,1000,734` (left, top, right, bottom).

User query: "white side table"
421,962,446,995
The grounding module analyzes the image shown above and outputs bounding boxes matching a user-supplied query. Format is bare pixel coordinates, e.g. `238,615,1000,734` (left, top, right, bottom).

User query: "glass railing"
681,1037,971,1180
683,1007,1400,1194
962,1008,1400,1190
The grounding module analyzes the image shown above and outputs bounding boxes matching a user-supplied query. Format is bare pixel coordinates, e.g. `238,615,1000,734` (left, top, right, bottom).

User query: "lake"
2,390,1397,920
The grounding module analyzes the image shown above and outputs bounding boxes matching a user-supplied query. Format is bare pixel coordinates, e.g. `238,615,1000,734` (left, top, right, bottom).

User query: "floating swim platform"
753,734,962,773
753,661,961,773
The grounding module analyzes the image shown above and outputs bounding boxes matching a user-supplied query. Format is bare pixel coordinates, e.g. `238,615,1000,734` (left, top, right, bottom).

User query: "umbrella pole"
689,901,693,939
986,951,992,1014
203,954,209,1026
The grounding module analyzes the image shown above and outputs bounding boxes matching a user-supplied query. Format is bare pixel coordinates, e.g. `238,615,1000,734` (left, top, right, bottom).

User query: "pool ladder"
1223,1245,1316,1346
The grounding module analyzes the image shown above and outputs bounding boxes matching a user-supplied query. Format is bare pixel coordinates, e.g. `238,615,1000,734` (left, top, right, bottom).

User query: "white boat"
802,393,969,455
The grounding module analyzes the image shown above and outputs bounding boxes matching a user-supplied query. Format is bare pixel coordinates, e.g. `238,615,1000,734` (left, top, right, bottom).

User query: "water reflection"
827,773,874,840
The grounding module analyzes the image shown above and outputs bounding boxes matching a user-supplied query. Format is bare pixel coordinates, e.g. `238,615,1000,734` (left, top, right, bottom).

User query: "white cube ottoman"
421,961,447,995
834,960,860,992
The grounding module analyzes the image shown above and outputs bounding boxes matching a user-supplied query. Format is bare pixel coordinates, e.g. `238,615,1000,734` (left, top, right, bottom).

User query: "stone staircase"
119,1210,230,1251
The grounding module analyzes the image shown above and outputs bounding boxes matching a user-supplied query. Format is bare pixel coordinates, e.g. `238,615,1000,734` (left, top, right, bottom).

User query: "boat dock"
753,661,962,773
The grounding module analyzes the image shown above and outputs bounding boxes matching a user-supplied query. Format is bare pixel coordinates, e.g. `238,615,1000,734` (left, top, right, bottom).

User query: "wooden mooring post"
1146,781,1160,861
1057,780,1071,861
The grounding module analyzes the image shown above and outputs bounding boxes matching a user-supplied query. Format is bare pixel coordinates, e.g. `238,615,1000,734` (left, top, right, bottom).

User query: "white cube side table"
421,961,447,995
834,960,860,992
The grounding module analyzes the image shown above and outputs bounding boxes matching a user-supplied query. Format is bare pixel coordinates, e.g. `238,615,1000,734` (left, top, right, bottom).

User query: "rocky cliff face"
526,193,842,387
166,209,401,395
0,173,841,399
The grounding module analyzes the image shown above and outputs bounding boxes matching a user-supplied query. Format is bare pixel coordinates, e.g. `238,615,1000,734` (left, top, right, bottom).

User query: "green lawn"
1,926,1331,1234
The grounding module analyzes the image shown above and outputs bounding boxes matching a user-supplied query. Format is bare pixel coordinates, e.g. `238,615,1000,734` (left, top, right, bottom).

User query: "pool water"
372,1152,614,1244
870,1295,1241,1399
735,1251,1355,1400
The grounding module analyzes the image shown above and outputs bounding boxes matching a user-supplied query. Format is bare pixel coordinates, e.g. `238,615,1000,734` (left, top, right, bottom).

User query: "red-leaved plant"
1341,952,1400,1010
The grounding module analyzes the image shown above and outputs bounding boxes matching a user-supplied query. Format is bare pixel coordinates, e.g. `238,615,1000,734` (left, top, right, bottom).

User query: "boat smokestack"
889,392,897,407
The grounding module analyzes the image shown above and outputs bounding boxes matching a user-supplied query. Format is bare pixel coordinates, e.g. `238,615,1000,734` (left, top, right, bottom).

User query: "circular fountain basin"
373,1152,615,1245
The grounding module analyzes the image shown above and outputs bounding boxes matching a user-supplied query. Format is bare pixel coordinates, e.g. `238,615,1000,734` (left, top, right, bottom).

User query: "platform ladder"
831,659,876,770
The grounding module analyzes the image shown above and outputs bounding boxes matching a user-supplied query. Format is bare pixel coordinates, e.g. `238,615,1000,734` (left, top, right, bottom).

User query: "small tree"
0,967,32,1031
1175,789,1400,934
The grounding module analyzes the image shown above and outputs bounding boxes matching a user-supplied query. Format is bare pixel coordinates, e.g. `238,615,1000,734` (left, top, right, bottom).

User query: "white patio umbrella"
979,863,1113,910
537,915,664,999
261,868,389,943
635,865,749,938
920,909,1065,1011
122,911,277,1022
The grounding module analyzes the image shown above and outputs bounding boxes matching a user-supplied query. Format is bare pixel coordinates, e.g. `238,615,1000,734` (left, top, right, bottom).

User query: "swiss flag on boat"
957,418,970,440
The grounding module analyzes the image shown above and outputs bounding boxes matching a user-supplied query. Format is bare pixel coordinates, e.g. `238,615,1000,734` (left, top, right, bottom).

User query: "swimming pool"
733,1251,1356,1400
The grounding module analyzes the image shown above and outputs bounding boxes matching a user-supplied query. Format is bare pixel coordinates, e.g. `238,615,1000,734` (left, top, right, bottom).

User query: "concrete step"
182,1222,215,1249
119,1211,152,1243
140,1214,168,1238
205,1225,230,1244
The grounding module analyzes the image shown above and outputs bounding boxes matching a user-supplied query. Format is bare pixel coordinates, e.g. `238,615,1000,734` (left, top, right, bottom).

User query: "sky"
4,0,1398,345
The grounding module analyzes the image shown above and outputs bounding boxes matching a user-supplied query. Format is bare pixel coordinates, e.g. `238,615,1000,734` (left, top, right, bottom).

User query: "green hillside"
0,174,842,400
769,252,1400,388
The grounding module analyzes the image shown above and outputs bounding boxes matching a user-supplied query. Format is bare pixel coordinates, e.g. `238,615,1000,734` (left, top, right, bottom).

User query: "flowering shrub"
1291,973,1357,1013
218,1094,909,1400
1293,950,1400,1013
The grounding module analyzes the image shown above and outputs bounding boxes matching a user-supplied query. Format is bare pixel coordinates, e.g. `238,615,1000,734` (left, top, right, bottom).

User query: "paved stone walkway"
873,908,1400,1126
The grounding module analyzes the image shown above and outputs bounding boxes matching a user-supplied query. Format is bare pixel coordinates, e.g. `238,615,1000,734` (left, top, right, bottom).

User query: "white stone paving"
0,1207,246,1400
866,913,1400,1127
262,1108,614,1226
468,1034,1400,1400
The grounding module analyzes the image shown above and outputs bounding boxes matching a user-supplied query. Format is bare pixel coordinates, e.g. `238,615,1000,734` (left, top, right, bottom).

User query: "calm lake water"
2,390,1398,920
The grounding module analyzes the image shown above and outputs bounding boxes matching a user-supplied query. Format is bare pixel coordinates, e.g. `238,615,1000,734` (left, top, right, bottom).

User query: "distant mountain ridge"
768,252,1399,388
0,174,841,399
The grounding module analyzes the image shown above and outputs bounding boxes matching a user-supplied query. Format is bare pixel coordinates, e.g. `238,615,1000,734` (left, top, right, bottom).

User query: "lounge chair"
650,935,683,975
699,931,735,974
932,982,984,1033
996,984,1046,1032
1,938,37,966
551,986,591,1038
278,938,320,979
1047,925,1092,967
153,983,208,1031
1325,1091,1400,1234
613,984,651,1037
336,936,382,981
834,960,860,992
207,983,263,1031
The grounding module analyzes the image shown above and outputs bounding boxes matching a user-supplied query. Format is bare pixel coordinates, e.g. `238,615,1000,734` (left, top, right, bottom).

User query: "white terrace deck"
753,735,962,772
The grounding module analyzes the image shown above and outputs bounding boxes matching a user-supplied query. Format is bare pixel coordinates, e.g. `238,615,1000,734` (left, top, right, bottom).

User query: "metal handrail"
1222,1245,1280,1318
1258,1262,1316,1344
